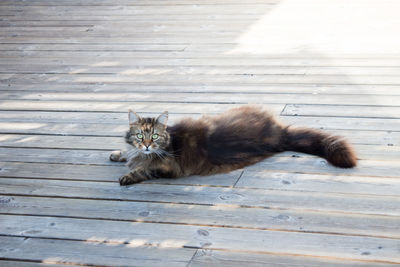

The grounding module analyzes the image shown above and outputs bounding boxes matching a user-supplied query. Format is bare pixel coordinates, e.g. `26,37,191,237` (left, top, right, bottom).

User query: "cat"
110,106,357,186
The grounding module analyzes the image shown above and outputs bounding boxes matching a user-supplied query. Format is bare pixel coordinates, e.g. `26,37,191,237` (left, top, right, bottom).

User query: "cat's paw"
119,174,135,186
110,150,124,162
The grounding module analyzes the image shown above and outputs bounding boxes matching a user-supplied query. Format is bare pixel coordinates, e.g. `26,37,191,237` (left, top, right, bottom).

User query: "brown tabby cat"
110,106,357,186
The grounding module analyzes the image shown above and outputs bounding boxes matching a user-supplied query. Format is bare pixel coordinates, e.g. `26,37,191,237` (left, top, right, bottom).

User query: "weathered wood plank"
189,249,395,267
0,236,194,267
0,43,187,51
1,57,400,66
0,100,284,114
0,15,266,22
0,0,278,5
236,171,400,196
0,147,120,165
0,21,251,29
0,110,198,124
280,116,400,131
1,178,399,216
0,162,124,181
0,5,272,16
282,104,400,118
0,260,75,267
0,161,241,186
3,74,400,87
249,156,400,178
2,48,400,61
4,64,400,77
0,215,398,263
0,29,245,36
2,91,400,106
1,195,399,239
0,134,127,150
3,80,400,96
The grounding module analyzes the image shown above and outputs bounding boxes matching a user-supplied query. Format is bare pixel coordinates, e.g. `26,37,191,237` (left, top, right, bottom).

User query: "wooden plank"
5,64,400,77
189,249,395,267
0,21,250,29
236,171,400,196
3,83,400,96
0,110,201,123
2,49,400,62
0,147,120,165
325,130,399,146
3,73,400,87
2,91,400,106
4,50,400,58
0,43,187,51
0,96,400,114
249,156,400,178
1,195,399,239
0,236,194,267
1,178,399,216
283,104,400,118
0,100,285,114
0,32,241,40
1,57,400,66
280,116,400,131
0,5,273,16
0,16,263,22
0,162,124,181
0,0,278,5
0,261,74,267
0,134,127,150
0,215,399,263
0,161,241,186
0,27,247,35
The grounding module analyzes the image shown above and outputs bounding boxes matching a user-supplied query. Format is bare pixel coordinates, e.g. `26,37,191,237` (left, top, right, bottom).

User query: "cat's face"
125,110,170,156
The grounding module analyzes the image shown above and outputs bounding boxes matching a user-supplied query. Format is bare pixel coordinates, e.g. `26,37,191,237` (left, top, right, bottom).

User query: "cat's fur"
110,106,357,186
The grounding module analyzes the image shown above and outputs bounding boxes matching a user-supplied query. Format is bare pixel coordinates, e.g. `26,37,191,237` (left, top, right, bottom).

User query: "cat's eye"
152,134,159,140
136,133,143,139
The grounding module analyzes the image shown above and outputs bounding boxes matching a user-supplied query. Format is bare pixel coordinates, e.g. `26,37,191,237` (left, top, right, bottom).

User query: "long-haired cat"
110,106,357,185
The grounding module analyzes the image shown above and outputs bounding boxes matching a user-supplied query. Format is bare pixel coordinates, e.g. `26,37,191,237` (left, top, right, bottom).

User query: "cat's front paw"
110,150,126,162
119,174,136,186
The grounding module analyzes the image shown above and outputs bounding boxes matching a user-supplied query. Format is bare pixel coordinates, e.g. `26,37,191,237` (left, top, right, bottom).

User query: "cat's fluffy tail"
281,126,357,168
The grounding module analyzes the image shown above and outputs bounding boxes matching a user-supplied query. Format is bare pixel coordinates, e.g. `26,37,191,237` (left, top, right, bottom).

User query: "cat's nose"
143,143,151,150
143,140,151,148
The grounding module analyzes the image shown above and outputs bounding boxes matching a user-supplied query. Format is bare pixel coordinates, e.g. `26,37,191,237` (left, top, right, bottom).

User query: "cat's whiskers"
153,149,168,160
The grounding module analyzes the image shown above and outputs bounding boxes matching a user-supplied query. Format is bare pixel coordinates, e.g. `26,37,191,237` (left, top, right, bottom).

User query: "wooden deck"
1,0,399,266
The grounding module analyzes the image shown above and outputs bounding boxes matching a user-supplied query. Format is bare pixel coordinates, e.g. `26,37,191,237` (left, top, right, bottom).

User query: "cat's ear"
128,109,140,126
156,111,168,127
